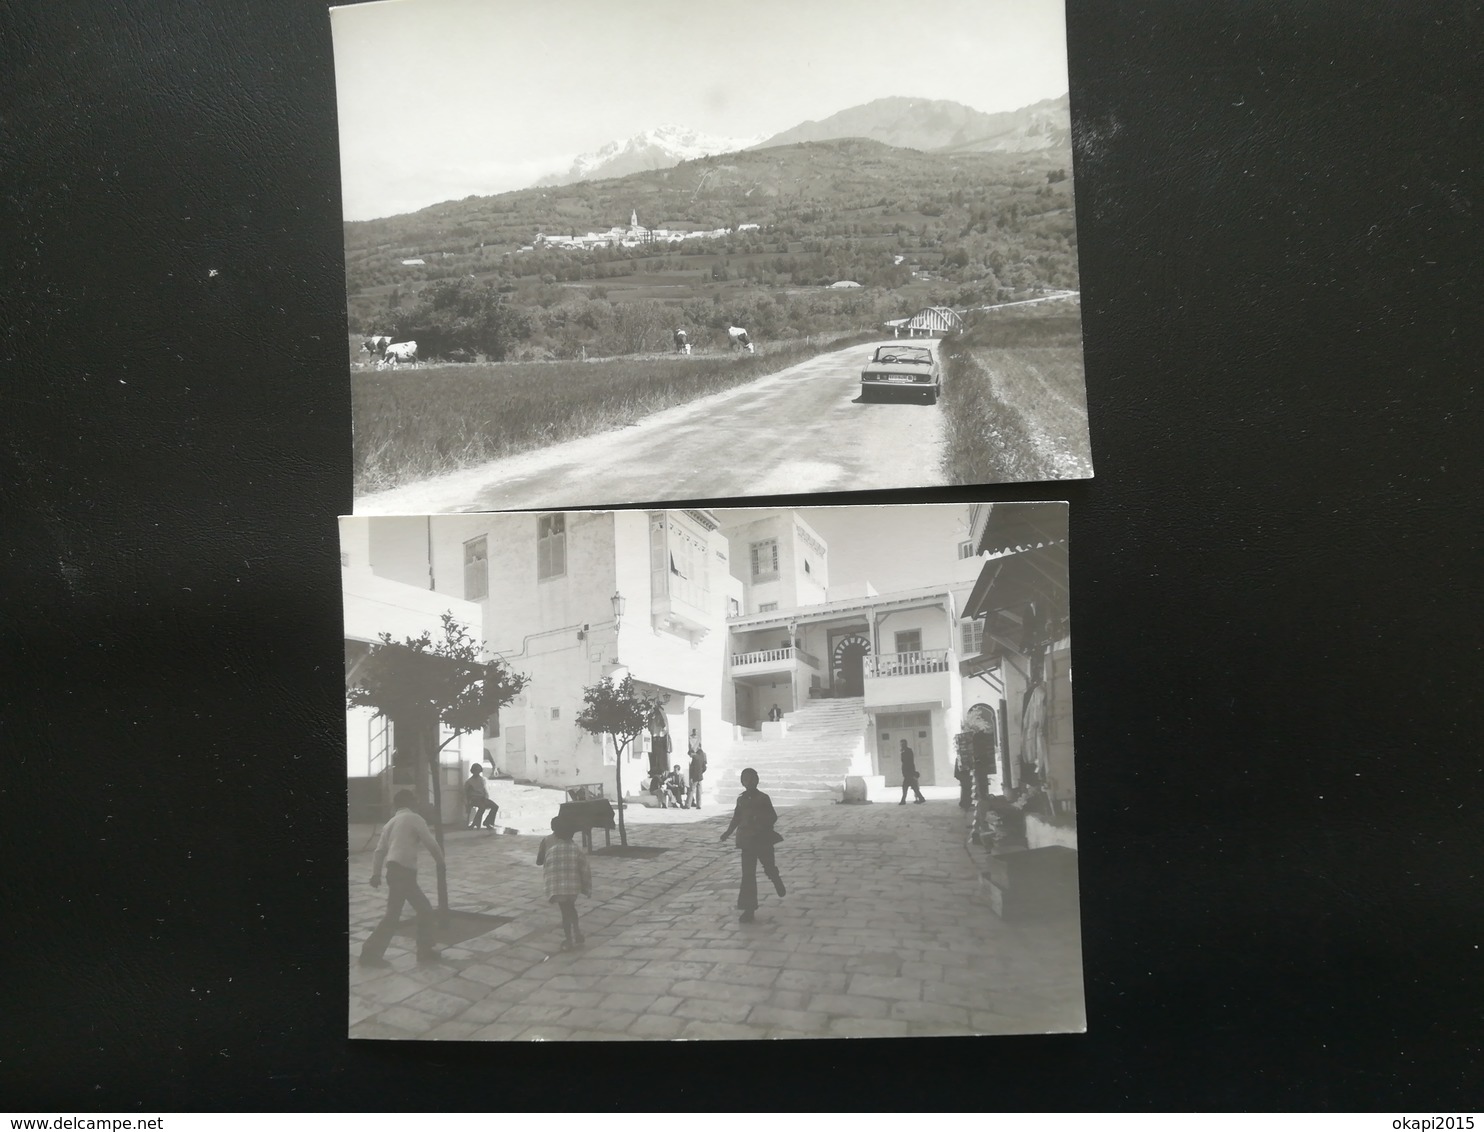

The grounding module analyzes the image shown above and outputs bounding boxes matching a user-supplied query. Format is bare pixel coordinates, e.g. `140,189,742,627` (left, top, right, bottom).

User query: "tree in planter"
346,613,529,916
574,675,666,848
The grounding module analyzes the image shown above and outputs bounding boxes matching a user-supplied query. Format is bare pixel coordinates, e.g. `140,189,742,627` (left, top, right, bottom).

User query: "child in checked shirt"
536,816,592,950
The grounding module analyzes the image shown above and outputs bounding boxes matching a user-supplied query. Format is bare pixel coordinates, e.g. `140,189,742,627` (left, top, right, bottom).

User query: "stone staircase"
707,697,869,807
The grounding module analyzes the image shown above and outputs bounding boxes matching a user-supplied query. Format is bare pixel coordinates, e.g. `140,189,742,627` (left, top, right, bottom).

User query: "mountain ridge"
528,94,1069,189
534,124,766,188
755,94,1069,154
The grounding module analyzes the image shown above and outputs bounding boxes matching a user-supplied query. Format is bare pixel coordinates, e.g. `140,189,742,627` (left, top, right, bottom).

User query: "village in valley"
343,502,1081,1041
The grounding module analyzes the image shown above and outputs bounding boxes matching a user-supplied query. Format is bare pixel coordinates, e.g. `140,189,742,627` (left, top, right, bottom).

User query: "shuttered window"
464,536,488,600
750,538,779,581
537,514,566,580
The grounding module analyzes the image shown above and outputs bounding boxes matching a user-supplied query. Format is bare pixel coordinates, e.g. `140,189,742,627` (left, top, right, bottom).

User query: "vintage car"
859,344,942,404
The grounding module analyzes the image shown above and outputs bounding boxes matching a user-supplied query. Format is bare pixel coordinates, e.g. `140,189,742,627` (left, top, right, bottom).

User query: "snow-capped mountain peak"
536,124,765,187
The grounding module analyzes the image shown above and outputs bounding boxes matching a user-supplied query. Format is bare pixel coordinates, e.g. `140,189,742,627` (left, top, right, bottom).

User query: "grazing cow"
379,341,418,368
727,326,754,354
360,335,391,358
674,328,690,355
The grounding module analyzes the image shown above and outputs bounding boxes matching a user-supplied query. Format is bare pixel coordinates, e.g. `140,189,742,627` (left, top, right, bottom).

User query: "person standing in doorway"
687,730,707,809
359,790,444,968
720,768,786,923
899,739,927,805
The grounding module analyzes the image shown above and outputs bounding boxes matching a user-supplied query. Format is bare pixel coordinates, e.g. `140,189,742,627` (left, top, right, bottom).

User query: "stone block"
828,1017,911,1039
402,986,479,1021
600,993,659,1014
532,989,606,1009
678,948,755,964
775,969,849,994
888,999,971,1027
679,1020,760,1040
673,998,753,1024
706,963,781,988
556,1007,639,1034
628,1015,687,1039
847,974,923,1001
805,993,889,1019
668,979,772,1004
746,1005,830,1034
634,960,716,981
371,1004,440,1036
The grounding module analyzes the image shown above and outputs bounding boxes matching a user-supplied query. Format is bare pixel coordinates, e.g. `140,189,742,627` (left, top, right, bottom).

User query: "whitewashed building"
343,506,1009,811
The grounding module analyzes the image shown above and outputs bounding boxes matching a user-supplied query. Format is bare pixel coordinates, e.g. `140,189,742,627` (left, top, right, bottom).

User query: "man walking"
898,739,927,805
686,729,707,808
359,790,445,968
464,762,498,830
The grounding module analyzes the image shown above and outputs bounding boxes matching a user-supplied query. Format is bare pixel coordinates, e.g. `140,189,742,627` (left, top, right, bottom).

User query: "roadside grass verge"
353,332,880,494
940,304,1093,484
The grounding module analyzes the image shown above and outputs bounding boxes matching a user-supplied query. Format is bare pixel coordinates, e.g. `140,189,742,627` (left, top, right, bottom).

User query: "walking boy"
899,739,927,804
536,816,592,951
720,768,786,923
359,790,444,967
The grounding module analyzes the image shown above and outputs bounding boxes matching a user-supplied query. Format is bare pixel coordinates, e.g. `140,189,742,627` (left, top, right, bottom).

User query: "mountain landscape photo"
342,92,1089,501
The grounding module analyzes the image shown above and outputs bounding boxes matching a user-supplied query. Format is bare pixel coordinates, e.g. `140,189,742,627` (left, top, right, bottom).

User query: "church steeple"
630,209,639,229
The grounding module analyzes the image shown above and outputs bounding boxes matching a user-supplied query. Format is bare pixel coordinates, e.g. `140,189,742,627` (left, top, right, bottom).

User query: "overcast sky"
331,0,1070,220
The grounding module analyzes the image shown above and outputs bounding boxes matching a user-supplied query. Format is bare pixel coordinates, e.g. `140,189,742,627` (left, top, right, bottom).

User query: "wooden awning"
971,502,1068,558
963,541,1070,657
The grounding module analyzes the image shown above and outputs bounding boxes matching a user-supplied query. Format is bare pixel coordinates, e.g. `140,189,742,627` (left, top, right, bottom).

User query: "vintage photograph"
344,502,1082,1040
333,0,1093,513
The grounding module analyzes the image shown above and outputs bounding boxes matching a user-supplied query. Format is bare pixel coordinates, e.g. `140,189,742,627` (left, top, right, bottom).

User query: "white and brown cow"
726,326,754,354
378,341,418,368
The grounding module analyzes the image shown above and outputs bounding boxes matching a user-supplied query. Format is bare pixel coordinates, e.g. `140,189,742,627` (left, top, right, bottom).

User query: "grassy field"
940,302,1092,484
353,333,878,495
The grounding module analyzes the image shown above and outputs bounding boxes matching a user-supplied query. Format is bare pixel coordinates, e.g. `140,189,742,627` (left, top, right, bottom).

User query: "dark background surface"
2,0,1480,1111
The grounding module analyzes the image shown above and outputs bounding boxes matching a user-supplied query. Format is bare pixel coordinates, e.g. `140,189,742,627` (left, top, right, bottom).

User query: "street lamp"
611,590,625,620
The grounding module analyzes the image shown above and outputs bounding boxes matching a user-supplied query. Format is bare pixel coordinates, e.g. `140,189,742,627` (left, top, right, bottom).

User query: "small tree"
347,613,529,915
574,675,665,848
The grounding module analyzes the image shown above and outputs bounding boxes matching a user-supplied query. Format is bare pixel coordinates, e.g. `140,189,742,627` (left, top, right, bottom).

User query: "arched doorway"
831,633,871,697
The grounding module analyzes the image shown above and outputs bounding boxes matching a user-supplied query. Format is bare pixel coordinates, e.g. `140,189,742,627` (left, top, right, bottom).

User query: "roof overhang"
971,502,1069,558
963,541,1070,658
729,586,956,632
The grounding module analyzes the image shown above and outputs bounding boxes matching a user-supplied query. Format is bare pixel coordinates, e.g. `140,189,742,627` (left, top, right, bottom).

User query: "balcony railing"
731,645,822,670
863,649,951,678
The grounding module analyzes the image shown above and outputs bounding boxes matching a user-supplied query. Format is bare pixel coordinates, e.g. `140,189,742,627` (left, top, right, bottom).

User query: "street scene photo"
343,502,1083,1040
332,0,1093,513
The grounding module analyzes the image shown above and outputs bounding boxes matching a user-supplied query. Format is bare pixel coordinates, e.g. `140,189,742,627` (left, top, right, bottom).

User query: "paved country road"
355,339,948,514
349,791,1085,1041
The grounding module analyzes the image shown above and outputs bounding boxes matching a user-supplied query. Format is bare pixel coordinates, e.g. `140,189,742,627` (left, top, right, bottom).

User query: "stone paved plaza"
348,789,1085,1041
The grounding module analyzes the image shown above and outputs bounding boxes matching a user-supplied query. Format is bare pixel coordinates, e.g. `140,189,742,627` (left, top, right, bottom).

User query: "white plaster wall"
342,565,482,645
367,516,436,589
872,605,954,655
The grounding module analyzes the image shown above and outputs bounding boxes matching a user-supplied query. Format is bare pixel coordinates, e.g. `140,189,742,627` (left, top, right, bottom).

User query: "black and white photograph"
344,502,1082,1040
334,0,1093,514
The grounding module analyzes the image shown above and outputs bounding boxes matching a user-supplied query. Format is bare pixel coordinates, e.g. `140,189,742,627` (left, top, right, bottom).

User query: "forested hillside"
344,139,1078,360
